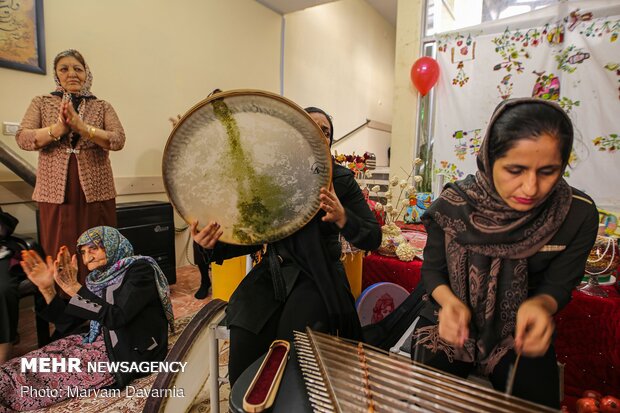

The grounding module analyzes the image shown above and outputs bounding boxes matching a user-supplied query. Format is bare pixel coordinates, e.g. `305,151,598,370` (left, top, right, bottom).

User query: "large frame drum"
163,90,332,245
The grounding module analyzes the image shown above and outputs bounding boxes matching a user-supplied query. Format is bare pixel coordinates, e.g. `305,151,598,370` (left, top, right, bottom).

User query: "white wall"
283,0,395,167
0,0,281,266
1,0,396,267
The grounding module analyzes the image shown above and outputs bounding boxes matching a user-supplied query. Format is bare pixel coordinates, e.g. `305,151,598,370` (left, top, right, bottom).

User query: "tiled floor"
13,264,209,357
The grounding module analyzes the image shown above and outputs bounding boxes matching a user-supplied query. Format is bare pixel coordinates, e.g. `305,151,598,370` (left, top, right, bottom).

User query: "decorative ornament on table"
578,235,620,298
404,191,433,225
365,152,377,170
333,151,376,179
370,157,428,262
599,209,619,237
362,185,385,226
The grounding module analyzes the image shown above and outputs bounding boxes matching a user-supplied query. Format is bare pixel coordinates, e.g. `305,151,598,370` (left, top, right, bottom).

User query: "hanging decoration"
593,134,620,152
449,34,475,87
410,57,440,96
532,71,560,99
492,28,531,73
530,71,581,114
452,62,470,87
555,45,590,73
433,2,620,208
580,18,619,42
433,161,464,184
604,63,620,100
452,129,482,160
497,74,514,99
546,24,565,44
568,9,594,31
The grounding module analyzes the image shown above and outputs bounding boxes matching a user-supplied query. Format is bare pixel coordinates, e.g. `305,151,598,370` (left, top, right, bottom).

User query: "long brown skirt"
37,154,116,291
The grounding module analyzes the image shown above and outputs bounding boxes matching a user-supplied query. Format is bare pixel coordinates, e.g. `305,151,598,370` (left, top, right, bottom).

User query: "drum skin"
163,90,332,245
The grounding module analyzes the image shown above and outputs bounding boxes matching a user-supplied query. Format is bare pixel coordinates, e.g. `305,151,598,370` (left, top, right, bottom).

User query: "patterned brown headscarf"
414,98,573,374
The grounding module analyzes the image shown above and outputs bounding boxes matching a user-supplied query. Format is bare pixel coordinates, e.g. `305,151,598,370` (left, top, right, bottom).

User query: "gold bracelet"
88,126,96,140
48,126,60,142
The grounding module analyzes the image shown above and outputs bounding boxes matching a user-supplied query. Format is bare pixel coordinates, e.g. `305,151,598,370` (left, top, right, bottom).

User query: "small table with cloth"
362,252,423,293
554,284,620,410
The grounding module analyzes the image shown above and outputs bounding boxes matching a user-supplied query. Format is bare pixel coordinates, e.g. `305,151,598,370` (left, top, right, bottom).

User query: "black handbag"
0,207,18,240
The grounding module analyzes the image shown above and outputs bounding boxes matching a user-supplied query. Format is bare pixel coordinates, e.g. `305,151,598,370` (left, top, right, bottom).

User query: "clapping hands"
61,100,87,134
53,246,81,297
20,246,82,302
20,250,55,293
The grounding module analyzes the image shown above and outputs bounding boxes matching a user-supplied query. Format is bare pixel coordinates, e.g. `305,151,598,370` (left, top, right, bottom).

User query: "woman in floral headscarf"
411,98,598,408
0,226,173,411
16,49,126,290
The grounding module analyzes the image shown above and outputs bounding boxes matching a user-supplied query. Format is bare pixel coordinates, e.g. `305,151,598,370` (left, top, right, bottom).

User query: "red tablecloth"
361,252,620,411
362,252,422,293
555,285,620,410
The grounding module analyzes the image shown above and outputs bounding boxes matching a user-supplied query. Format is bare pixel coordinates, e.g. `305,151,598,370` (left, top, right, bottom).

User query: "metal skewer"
505,353,522,396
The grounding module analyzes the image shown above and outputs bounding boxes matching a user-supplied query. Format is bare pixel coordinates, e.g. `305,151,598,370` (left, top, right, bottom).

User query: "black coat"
207,164,382,338
39,260,169,388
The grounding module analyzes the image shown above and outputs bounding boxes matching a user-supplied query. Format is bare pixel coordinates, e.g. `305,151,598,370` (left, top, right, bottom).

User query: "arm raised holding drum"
186,102,380,386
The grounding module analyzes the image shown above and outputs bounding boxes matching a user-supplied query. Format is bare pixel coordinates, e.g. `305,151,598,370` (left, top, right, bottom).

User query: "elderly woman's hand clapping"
53,246,81,298
20,250,56,303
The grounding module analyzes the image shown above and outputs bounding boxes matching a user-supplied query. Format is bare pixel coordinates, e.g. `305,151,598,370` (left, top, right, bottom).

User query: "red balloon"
410,57,440,96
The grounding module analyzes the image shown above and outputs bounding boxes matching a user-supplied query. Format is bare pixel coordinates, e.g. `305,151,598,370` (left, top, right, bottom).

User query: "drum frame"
162,89,333,245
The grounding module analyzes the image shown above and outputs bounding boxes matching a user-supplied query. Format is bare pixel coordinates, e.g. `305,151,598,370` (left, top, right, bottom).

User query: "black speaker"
116,201,176,284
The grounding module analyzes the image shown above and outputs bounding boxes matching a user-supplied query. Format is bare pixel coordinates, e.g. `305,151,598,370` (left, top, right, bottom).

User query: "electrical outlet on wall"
2,122,20,136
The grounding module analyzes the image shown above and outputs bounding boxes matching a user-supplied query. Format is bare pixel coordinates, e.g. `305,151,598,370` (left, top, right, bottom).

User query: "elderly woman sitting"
0,226,174,412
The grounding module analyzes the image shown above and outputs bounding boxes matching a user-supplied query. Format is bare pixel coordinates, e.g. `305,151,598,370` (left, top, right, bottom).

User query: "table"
361,251,620,410
554,285,620,407
362,252,423,293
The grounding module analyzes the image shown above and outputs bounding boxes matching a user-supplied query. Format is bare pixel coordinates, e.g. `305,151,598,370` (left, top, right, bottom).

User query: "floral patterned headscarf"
77,226,175,343
51,49,96,127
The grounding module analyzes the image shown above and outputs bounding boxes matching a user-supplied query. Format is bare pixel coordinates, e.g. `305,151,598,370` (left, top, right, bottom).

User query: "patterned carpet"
15,265,231,413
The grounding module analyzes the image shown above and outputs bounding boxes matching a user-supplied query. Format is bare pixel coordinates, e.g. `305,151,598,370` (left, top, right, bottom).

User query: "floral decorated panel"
432,0,620,207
